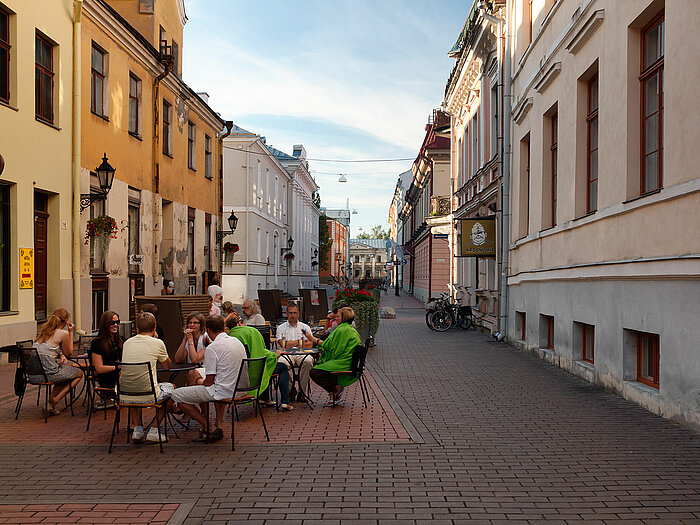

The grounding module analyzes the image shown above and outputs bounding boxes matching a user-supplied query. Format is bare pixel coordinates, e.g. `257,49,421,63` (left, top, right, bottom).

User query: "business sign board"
433,233,448,239
19,248,33,288
458,218,496,257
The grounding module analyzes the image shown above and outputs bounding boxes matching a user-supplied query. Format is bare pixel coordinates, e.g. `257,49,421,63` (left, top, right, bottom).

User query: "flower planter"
332,288,380,340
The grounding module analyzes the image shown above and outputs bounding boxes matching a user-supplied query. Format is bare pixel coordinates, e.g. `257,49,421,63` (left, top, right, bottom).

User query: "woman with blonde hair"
32,308,83,416
174,311,210,386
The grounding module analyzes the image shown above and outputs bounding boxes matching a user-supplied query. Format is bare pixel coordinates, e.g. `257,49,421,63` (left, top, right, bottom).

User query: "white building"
222,126,293,303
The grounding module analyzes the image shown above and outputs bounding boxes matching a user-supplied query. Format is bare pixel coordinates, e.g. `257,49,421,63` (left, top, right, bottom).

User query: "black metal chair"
251,325,272,350
16,345,54,423
109,361,167,453
85,354,116,431
330,338,371,408
211,357,269,450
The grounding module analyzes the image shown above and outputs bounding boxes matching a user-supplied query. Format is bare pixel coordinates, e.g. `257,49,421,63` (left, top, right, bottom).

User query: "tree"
357,225,389,239
318,214,331,271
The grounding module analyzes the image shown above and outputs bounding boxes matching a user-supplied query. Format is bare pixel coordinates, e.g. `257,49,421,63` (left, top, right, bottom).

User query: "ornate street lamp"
216,210,239,243
80,153,115,212
280,236,294,256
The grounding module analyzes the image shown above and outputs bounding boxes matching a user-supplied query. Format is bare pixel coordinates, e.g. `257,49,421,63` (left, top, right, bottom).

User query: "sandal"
279,404,294,411
259,400,276,407
192,430,209,443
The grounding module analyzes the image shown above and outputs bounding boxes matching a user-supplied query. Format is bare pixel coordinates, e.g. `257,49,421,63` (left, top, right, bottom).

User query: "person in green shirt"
225,314,293,411
305,307,362,406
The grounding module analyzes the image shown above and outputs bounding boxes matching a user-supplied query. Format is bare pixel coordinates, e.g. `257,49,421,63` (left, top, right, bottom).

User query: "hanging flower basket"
223,242,239,263
311,260,319,267
284,252,295,261
85,215,118,261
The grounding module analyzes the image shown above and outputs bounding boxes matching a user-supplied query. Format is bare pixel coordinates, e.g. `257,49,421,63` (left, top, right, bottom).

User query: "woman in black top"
89,310,124,389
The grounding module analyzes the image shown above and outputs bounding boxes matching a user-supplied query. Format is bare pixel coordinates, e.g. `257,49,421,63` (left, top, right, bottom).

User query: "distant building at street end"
319,217,348,286
507,0,700,429
348,239,388,283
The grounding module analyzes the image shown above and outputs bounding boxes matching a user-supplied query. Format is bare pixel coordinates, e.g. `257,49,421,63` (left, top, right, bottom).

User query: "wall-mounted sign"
19,248,34,289
433,233,448,239
0,154,4,176
310,290,320,306
129,254,144,266
458,218,496,257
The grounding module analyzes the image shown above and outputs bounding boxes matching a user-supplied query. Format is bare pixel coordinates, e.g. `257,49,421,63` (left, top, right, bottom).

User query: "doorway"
34,192,48,321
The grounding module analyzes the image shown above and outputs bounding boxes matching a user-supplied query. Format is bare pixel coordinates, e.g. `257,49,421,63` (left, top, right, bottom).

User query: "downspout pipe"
152,60,172,285
72,1,83,333
218,121,233,280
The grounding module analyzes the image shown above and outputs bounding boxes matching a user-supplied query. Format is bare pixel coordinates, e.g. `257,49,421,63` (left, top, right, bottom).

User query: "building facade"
319,217,348,285
507,0,700,428
398,114,451,304
78,0,224,330
0,0,74,345
444,0,506,333
222,128,292,303
348,239,388,282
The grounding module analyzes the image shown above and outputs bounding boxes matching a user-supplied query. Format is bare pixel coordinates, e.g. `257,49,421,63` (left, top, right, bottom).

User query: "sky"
182,0,469,237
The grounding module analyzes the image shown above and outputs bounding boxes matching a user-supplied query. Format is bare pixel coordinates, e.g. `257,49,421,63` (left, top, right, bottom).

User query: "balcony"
430,195,451,217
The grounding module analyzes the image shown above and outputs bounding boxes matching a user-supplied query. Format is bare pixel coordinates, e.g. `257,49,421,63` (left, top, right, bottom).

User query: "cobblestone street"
0,293,698,523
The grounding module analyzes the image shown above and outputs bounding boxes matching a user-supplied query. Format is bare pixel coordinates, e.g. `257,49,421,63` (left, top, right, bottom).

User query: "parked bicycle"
426,293,475,332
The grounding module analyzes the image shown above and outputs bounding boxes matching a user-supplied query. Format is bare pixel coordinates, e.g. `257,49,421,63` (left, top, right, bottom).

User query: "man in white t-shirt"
171,315,246,442
275,301,313,403
207,275,224,310
120,313,173,444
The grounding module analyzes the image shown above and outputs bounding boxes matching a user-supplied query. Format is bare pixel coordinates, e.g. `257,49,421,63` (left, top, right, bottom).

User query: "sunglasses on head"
110,320,120,326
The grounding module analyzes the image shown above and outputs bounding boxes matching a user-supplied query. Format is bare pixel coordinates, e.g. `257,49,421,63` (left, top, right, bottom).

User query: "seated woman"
221,301,236,324
32,308,83,416
173,312,210,386
225,314,293,410
89,310,124,394
305,307,362,406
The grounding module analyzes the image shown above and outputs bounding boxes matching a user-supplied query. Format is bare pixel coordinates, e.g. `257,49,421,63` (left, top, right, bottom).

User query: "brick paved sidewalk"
0,308,697,523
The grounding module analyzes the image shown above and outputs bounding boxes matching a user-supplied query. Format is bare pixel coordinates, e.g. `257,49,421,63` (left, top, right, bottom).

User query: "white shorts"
171,384,233,405
120,382,174,405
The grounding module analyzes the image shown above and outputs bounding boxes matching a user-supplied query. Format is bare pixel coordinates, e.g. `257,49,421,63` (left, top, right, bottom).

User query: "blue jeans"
260,362,290,404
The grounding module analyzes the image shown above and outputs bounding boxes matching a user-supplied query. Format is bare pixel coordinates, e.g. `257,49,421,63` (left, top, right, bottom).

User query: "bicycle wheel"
429,310,453,332
459,314,474,330
425,310,437,330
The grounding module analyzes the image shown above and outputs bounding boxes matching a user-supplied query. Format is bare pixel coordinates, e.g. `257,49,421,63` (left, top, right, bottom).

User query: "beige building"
349,239,388,283
507,0,700,429
0,0,74,345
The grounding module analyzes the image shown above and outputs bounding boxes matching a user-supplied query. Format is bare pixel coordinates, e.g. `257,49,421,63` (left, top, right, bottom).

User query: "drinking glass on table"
309,315,315,328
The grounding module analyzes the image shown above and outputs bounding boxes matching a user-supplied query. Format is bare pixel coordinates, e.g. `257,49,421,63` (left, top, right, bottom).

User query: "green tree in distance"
318,214,331,271
357,225,389,239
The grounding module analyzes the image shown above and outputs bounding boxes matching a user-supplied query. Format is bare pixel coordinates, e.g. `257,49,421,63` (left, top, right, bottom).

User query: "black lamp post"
280,236,294,256
80,153,115,212
216,211,239,243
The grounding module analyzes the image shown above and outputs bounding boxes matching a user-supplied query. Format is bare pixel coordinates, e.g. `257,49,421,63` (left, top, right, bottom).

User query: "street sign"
433,233,448,239
401,258,408,265
129,254,144,266
19,248,33,289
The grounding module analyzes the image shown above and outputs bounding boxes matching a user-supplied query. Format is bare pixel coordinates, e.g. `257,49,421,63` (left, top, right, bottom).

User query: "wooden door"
34,210,48,320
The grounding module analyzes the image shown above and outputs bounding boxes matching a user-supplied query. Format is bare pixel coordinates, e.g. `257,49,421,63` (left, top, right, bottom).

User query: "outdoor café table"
67,354,91,410
279,348,322,409
156,362,200,436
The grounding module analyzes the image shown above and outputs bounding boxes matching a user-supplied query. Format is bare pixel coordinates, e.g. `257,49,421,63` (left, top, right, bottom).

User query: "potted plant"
223,242,239,263
85,215,118,261
331,287,379,340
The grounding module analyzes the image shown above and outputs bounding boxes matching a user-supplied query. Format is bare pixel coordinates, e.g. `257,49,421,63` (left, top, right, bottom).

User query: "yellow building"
0,0,74,346
78,0,225,330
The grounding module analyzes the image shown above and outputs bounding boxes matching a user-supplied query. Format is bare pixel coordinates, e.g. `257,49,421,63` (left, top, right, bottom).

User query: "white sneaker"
146,428,168,443
131,429,145,444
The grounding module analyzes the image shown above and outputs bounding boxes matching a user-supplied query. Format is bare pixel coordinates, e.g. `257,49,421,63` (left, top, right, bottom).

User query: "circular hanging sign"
0,154,4,176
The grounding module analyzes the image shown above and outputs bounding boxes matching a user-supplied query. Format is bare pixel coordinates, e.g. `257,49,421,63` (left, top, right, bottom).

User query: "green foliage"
318,214,331,271
357,225,389,239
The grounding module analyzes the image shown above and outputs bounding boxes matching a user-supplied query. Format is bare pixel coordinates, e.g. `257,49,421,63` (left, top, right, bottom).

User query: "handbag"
14,365,26,396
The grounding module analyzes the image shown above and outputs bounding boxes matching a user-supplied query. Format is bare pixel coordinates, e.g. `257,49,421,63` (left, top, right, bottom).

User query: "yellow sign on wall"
459,218,497,257
19,248,34,289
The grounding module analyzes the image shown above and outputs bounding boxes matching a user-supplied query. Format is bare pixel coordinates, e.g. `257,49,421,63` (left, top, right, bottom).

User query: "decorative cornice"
175,0,188,27
513,97,533,125
534,62,561,94
566,9,604,54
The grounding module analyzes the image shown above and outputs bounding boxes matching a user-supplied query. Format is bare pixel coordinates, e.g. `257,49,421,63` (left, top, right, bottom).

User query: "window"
35,33,54,123
0,8,10,104
355,255,359,263
204,135,212,179
204,213,211,270
128,73,141,136
162,100,172,156
171,41,179,76
550,112,558,225
520,135,530,237
516,311,526,341
159,26,168,54
490,84,498,158
586,75,599,213
91,44,106,117
471,114,479,174
636,332,659,388
127,200,140,273
89,186,106,271
581,323,595,363
641,14,664,195
540,314,554,350
527,0,533,46
187,121,196,170
187,207,195,272
0,184,10,311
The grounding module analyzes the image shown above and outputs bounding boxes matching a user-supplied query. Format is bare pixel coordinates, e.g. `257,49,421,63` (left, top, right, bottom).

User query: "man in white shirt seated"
241,299,266,326
275,301,313,403
171,315,246,442
120,313,173,444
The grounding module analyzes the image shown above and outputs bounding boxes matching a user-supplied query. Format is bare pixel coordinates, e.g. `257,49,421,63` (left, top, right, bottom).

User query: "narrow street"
0,292,697,523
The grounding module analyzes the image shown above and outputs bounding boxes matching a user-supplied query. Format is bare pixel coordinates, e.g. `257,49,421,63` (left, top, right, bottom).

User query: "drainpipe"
152,60,172,286
479,1,510,339
71,1,83,333
245,143,251,298
218,121,233,280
